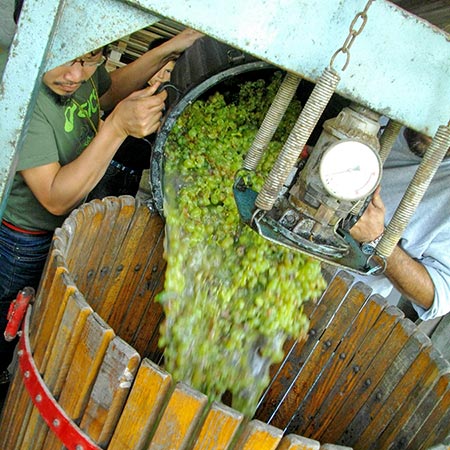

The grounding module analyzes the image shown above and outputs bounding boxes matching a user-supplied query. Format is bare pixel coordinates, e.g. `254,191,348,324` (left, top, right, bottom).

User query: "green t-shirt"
3,66,111,231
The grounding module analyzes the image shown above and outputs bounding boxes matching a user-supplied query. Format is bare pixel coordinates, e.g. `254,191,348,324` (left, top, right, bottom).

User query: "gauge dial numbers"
319,140,382,201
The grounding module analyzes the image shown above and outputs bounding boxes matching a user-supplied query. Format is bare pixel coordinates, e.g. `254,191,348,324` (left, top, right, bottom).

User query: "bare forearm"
42,122,125,213
102,49,167,110
379,245,434,310
101,29,202,110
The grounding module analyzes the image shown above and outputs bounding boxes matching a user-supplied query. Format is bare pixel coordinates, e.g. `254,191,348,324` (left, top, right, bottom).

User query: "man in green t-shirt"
0,8,202,391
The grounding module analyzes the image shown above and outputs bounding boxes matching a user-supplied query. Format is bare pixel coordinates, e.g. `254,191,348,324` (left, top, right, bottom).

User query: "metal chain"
330,0,374,71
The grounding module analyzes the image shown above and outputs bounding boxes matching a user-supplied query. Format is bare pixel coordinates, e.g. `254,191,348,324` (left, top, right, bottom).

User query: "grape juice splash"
158,73,326,416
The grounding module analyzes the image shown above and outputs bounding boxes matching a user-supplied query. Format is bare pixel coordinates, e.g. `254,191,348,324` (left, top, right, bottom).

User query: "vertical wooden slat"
60,312,115,421
147,382,208,450
64,201,105,272
335,320,423,447
121,225,166,353
299,295,388,439
414,372,450,450
11,270,75,449
275,434,320,450
281,282,374,436
94,203,155,323
139,268,166,362
79,337,141,447
106,207,165,341
0,363,33,449
355,336,437,448
373,358,450,450
233,420,283,450
41,312,115,449
29,250,69,347
82,196,136,310
18,290,93,450
73,198,122,297
108,359,173,450
0,248,68,449
191,401,244,450
256,271,355,426
318,312,411,444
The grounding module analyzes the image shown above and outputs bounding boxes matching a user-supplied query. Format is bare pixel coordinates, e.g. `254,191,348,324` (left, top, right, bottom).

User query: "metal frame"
0,0,449,217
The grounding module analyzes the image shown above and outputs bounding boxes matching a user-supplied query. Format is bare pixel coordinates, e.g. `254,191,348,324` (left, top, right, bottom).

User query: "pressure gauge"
319,140,381,201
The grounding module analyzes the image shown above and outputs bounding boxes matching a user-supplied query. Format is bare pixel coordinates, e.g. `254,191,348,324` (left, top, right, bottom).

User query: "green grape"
157,72,326,417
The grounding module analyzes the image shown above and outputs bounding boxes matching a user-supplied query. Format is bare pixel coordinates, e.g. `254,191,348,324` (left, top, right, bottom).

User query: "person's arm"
21,85,166,215
100,29,203,111
350,186,435,310
378,245,434,310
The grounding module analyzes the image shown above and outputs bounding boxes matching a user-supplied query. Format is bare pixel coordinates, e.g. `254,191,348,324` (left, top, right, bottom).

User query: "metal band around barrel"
18,306,101,450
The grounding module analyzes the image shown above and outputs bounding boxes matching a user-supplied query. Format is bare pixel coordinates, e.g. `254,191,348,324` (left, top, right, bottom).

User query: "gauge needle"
328,165,361,176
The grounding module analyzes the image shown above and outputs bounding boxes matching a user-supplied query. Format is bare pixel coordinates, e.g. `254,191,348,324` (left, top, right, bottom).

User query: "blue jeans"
0,223,53,370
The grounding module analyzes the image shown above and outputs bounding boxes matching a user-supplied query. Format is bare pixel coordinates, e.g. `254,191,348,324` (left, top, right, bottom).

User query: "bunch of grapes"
158,72,326,417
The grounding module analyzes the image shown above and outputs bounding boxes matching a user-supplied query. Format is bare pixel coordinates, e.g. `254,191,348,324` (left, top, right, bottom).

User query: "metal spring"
243,72,301,171
255,67,340,211
376,124,450,259
379,120,402,164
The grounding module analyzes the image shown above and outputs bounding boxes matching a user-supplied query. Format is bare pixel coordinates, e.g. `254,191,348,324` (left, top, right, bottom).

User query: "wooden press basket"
0,196,448,450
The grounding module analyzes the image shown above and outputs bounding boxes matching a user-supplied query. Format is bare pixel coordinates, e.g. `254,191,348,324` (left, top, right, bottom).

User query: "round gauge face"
319,140,381,201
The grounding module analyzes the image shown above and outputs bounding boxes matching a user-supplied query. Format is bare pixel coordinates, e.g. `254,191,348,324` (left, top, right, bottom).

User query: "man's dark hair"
147,37,170,52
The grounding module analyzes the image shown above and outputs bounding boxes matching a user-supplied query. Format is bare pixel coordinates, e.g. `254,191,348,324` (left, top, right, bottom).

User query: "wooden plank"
54,312,115,421
94,202,155,323
333,320,423,448
0,251,68,448
29,250,69,346
147,382,208,450
233,420,283,450
373,359,450,450
18,290,93,450
108,358,173,450
319,445,353,450
275,434,320,450
42,312,115,449
354,335,437,448
83,196,137,310
317,312,410,444
140,269,166,362
415,372,450,450
297,295,388,439
268,280,372,434
107,207,165,340
80,336,141,447
45,290,93,397
53,215,76,257
191,401,244,450
0,361,34,449
283,282,375,437
73,197,123,299
64,201,105,271
255,271,355,426
125,227,166,357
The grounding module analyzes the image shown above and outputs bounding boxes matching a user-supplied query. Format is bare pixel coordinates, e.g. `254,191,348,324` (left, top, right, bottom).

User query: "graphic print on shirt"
63,88,99,133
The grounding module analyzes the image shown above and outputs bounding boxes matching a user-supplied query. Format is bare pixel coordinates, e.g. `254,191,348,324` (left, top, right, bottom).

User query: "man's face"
148,60,176,87
42,50,104,97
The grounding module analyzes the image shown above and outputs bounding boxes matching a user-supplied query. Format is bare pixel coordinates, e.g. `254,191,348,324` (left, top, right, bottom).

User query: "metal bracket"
17,307,101,450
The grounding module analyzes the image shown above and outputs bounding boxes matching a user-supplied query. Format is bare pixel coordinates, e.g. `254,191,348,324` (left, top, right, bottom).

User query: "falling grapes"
157,72,326,417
